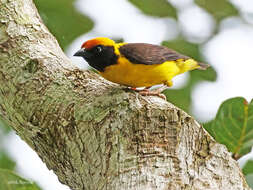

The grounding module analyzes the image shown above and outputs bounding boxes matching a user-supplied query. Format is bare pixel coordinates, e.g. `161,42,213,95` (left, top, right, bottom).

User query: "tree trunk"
0,0,250,189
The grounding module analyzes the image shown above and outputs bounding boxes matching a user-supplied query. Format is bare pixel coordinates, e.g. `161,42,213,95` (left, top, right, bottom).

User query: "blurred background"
0,0,253,189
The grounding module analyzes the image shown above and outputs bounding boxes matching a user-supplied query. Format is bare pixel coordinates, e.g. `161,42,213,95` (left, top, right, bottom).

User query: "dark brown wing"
119,43,189,65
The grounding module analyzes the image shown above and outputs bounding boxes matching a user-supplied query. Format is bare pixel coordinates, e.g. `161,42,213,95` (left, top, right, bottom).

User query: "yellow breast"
99,56,198,88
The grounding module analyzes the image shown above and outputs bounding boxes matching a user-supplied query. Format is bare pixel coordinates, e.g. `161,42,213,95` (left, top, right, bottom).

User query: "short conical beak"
74,48,86,57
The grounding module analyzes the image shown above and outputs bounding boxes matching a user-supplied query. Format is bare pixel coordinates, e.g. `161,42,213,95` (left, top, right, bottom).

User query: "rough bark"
0,0,250,190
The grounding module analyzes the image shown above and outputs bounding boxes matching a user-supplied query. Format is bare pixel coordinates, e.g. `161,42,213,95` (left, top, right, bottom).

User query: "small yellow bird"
74,37,209,98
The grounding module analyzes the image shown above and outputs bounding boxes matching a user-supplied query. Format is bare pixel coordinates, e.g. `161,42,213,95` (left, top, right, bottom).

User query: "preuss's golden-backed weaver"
74,37,209,99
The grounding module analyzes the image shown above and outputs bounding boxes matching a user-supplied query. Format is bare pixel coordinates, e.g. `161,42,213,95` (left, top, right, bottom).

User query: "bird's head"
74,37,119,72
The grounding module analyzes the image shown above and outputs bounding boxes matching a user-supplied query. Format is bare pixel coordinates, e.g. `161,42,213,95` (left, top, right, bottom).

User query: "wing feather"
119,43,189,65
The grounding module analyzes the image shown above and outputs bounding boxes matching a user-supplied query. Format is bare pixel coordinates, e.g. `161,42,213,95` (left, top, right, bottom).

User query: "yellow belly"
100,57,198,88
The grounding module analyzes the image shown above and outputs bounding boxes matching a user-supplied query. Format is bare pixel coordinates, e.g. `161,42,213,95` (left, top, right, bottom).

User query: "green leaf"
162,38,217,112
0,168,41,190
243,160,253,176
128,0,177,18
195,0,239,22
203,119,214,134
162,38,202,61
34,0,94,50
0,116,11,134
204,97,253,159
0,151,16,170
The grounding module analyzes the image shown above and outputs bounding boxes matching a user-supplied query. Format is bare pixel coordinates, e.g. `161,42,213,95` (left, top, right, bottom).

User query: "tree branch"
0,0,250,189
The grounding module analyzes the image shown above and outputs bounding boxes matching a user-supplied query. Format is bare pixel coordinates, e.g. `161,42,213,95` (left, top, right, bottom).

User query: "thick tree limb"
0,0,250,189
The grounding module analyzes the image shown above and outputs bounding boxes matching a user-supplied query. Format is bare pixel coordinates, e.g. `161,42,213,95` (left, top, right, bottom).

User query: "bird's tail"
176,59,209,74
197,62,210,70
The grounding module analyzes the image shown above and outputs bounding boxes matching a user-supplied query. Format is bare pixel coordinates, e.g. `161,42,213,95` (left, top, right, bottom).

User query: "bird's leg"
130,87,137,91
144,86,152,90
138,86,167,100
129,84,170,100
137,80,172,99
129,87,150,92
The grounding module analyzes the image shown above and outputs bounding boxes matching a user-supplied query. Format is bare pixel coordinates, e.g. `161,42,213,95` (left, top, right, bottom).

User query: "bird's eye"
96,46,103,53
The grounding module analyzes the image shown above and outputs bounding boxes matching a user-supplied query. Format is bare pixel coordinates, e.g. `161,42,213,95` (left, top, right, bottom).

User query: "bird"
74,37,209,99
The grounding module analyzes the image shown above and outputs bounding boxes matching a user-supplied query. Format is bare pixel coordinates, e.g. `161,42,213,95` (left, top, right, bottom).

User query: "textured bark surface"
0,0,250,190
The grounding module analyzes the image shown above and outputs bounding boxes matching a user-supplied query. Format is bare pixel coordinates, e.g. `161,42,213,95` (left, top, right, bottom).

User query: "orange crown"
81,37,115,49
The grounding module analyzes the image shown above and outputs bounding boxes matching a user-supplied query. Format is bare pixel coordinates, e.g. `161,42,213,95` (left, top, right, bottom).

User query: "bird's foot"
139,89,166,100
131,86,167,100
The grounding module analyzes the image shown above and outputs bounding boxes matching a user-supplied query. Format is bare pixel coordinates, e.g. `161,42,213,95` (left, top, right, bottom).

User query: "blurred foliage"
243,160,253,176
163,86,191,112
245,175,253,189
243,160,253,188
128,0,177,18
33,0,94,50
0,169,41,190
0,116,11,134
0,116,15,172
162,38,217,112
0,151,15,170
204,97,253,160
195,0,239,22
